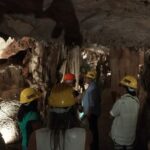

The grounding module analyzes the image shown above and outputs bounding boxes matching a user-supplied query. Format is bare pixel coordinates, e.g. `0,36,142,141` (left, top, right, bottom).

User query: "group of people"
17,70,141,150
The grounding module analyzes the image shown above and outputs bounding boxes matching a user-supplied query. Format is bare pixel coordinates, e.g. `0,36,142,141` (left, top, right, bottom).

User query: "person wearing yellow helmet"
81,70,101,150
110,75,140,150
28,83,92,150
85,70,97,80
120,75,137,90
17,88,42,150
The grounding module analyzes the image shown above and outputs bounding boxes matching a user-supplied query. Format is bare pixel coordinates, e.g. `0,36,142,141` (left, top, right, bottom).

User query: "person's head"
18,88,41,121
47,83,80,150
20,87,41,105
85,70,96,84
63,73,76,87
120,75,137,96
48,83,79,127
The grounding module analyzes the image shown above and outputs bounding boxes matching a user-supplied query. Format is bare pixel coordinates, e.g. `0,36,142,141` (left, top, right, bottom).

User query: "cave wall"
110,48,146,105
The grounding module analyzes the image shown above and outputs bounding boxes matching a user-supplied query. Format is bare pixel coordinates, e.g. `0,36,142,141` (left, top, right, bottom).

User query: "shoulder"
113,98,122,105
121,94,133,99
121,94,139,103
26,111,40,122
29,111,39,116
89,82,97,89
118,94,131,103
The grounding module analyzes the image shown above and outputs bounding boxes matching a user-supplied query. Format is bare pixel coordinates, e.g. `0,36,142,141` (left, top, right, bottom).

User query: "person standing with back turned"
18,88,42,150
28,83,92,150
110,75,140,150
82,70,101,150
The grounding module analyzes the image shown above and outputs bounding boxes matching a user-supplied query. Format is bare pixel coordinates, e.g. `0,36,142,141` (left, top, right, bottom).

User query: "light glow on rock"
0,37,14,51
0,100,20,144
0,119,17,144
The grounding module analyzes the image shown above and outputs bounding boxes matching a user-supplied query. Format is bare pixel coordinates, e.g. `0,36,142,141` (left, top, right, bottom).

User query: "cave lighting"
0,100,20,144
81,51,88,59
107,72,111,76
0,37,14,58
0,120,17,144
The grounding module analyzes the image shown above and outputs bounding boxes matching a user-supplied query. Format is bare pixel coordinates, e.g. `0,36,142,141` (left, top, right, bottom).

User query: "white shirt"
36,127,86,150
110,94,139,145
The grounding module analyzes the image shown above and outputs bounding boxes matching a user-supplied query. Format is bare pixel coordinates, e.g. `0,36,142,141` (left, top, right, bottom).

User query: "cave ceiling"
0,0,150,47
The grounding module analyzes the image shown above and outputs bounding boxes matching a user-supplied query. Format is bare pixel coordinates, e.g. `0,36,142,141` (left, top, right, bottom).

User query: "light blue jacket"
82,81,101,116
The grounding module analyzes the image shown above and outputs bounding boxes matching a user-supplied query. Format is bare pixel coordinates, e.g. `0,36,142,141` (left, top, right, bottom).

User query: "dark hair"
17,100,38,121
126,87,136,96
48,105,81,150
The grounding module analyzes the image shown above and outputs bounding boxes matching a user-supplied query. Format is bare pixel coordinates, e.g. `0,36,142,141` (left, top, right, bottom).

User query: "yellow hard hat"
86,70,96,79
48,83,75,107
20,88,40,104
120,75,137,89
